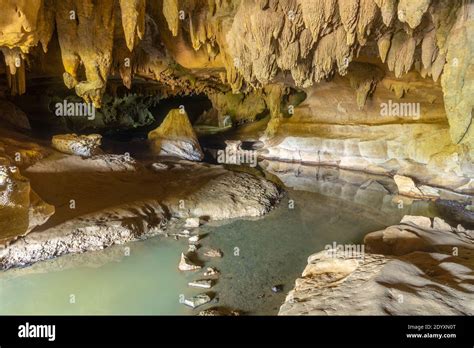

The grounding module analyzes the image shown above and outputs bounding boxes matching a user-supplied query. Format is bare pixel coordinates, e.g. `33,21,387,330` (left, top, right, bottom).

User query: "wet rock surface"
279,216,474,315
0,154,282,270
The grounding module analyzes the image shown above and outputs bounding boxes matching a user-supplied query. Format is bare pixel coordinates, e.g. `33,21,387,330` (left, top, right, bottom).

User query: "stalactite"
0,0,470,152
54,0,115,107
119,0,146,51
397,0,431,29
162,0,180,37
386,30,416,78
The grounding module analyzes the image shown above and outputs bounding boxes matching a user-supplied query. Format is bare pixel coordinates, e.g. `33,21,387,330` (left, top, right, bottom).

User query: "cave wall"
0,0,472,184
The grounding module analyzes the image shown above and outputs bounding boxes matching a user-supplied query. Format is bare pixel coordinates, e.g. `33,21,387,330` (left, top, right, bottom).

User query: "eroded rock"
178,252,201,271
279,216,474,315
148,109,204,161
52,134,102,157
0,165,54,247
183,293,212,309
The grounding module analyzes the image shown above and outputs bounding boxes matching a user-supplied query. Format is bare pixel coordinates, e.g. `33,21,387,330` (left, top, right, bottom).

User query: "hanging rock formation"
0,0,472,191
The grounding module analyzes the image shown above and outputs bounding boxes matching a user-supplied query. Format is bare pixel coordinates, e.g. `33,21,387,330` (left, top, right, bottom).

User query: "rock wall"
260,72,474,194
0,0,473,189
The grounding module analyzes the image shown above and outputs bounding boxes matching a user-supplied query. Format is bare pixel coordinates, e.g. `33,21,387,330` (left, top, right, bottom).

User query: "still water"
0,165,438,315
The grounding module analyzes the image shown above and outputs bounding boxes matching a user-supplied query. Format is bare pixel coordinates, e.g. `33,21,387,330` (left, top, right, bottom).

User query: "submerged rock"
435,199,474,228
148,109,204,161
271,284,283,293
203,267,220,277
188,235,200,244
279,216,474,315
183,293,212,309
188,279,213,289
203,248,223,258
178,252,201,271
185,217,201,228
52,134,102,157
197,308,240,316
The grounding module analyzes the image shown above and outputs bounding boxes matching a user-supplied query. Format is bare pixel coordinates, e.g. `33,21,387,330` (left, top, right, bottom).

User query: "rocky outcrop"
164,170,282,220
148,108,204,161
279,216,474,315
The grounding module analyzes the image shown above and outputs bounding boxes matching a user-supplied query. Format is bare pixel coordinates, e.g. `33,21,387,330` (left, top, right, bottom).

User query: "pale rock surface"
203,248,223,258
148,109,204,161
0,200,167,270
166,171,282,220
184,217,200,228
279,216,474,315
1,158,281,269
178,252,201,271
52,134,102,157
183,293,212,309
188,279,213,289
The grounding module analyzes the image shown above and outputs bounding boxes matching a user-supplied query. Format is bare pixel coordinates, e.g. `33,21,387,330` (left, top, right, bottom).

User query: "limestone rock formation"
0,159,281,269
0,0,472,188
148,109,204,161
0,165,55,246
51,134,102,157
178,252,201,271
279,216,474,315
165,170,282,220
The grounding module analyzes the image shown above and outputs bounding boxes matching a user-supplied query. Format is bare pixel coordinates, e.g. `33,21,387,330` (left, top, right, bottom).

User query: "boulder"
52,134,102,157
148,109,204,161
